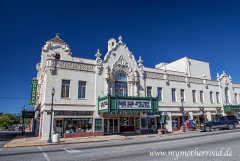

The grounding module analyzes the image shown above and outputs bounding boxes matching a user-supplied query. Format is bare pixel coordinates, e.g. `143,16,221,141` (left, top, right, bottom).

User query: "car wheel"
228,124,234,130
205,126,211,132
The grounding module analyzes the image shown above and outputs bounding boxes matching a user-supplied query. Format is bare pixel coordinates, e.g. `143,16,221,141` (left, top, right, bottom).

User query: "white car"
237,119,240,127
8,127,15,131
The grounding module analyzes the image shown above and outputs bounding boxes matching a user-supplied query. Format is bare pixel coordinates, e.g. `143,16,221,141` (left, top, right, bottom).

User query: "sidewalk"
4,129,201,148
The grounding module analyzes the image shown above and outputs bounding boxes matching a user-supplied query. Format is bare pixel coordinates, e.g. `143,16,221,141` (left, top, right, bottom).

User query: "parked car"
200,115,238,132
236,119,240,127
8,126,15,131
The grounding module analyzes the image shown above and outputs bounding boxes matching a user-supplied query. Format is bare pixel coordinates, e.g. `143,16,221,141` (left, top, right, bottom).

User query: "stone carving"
207,80,218,86
168,75,185,82
55,60,94,72
95,49,103,75
146,72,164,79
233,83,240,88
189,78,204,84
112,55,133,78
220,71,228,80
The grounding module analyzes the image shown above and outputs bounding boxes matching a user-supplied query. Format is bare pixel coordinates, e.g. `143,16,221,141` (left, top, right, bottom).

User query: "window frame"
225,88,229,104
147,86,152,97
200,91,204,103
210,91,213,103
192,90,196,103
157,87,163,102
216,92,220,103
172,88,176,102
61,80,70,98
78,81,86,99
235,93,238,104
180,89,185,102
114,73,128,96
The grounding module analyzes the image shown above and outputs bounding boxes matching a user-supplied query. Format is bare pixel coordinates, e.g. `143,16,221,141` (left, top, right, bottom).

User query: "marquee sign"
30,79,38,106
99,100,108,110
118,99,151,109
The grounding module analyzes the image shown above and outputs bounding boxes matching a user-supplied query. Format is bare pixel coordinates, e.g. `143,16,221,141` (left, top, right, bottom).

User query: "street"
0,130,20,148
0,129,240,161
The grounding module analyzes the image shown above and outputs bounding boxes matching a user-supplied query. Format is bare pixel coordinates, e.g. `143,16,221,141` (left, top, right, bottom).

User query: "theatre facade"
32,34,240,140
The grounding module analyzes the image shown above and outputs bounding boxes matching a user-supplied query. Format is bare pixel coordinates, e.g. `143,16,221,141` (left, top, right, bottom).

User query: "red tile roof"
47,33,68,45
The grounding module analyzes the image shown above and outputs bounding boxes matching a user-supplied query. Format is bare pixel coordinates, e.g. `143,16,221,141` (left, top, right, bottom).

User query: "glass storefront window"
120,117,134,126
95,119,102,131
66,118,92,133
135,117,140,130
172,117,178,128
141,118,148,129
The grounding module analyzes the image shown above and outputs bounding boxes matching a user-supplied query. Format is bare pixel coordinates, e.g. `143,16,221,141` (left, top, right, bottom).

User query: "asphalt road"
0,130,20,148
1,129,240,161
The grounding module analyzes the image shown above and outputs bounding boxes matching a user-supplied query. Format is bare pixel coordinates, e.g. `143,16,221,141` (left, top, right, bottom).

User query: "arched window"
56,53,60,60
225,88,229,104
115,73,127,96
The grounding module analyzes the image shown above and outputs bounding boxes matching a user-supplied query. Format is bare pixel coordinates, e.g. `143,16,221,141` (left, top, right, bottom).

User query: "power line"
0,97,30,99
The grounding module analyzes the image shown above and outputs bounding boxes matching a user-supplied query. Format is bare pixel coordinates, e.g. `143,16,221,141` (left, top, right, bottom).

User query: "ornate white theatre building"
33,34,240,140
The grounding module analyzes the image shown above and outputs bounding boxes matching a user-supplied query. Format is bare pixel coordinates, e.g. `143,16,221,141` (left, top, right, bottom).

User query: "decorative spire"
55,33,60,38
95,49,102,58
217,72,219,78
229,74,232,79
138,56,143,65
118,35,123,43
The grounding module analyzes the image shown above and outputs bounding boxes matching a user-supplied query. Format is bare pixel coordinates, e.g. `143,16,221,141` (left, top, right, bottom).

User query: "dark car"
200,115,238,132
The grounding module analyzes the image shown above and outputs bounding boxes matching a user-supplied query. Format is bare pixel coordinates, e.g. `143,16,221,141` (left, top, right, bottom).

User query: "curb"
2,130,203,148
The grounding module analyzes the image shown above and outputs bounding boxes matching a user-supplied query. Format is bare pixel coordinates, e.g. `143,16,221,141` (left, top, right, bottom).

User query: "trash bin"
52,134,60,143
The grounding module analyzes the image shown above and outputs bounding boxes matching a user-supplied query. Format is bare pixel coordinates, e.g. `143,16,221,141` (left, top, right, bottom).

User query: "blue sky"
1,0,240,114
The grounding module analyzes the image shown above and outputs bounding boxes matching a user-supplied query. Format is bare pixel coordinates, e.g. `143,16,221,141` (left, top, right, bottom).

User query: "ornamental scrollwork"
145,72,164,79
189,78,204,84
55,60,94,72
168,75,185,82
233,83,240,88
207,80,218,86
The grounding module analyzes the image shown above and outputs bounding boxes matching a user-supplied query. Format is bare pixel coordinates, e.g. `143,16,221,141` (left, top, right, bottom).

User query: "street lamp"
47,87,55,143
180,97,186,132
22,105,26,135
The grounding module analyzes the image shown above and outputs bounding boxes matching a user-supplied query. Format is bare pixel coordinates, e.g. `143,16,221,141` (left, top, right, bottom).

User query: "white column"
166,112,172,131
206,111,211,122
189,112,193,120
135,83,138,96
105,80,109,94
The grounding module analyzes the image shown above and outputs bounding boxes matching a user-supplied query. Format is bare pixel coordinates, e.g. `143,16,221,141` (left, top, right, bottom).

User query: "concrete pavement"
4,129,201,148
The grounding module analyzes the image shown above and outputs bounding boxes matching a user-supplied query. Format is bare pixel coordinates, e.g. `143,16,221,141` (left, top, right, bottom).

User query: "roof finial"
95,49,102,58
138,56,143,65
56,33,60,38
118,35,122,43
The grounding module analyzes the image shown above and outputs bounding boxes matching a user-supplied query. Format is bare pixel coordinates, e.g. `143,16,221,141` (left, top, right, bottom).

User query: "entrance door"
104,119,108,133
104,118,119,134
109,119,113,133
114,119,118,133
56,119,63,137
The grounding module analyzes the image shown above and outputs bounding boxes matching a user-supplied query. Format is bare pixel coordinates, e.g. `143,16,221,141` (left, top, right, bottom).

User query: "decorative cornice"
55,60,95,72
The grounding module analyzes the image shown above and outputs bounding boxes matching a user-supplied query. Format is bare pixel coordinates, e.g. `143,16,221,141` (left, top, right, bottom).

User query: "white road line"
38,146,50,161
61,148,82,153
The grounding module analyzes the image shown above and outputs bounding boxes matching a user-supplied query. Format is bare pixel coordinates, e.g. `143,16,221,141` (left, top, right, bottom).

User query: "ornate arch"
111,55,134,81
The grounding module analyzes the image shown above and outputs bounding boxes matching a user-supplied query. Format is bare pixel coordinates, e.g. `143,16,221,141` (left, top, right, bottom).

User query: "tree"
4,113,21,125
0,115,14,127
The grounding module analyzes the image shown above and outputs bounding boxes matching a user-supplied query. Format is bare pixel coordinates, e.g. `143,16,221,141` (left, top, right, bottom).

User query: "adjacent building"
32,34,240,140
